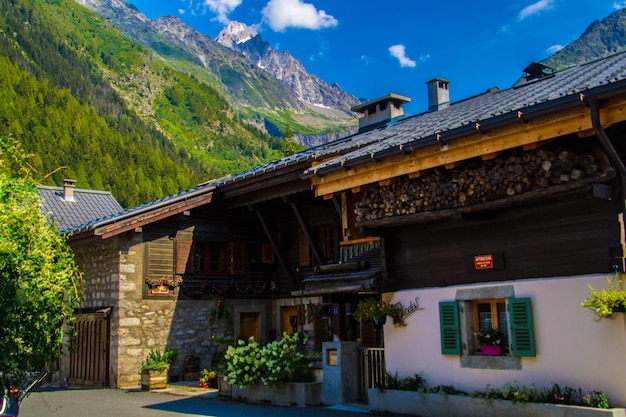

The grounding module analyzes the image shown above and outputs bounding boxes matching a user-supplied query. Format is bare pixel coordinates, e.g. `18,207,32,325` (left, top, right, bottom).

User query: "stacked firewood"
355,147,607,223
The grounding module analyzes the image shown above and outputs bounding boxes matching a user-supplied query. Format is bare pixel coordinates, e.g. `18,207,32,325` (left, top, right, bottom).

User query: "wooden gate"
68,308,111,387
357,347,385,403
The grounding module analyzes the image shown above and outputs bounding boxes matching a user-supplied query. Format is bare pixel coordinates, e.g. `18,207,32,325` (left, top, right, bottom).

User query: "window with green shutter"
508,297,536,357
439,301,461,355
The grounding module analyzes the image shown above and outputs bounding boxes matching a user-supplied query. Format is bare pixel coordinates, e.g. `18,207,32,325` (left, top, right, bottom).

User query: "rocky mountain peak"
216,21,258,49
216,22,359,114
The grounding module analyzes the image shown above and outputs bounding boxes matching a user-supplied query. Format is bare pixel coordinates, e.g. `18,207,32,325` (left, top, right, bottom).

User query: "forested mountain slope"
0,0,290,207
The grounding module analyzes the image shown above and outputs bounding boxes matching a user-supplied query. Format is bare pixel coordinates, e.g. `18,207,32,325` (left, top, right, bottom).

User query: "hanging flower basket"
581,277,626,320
353,299,407,328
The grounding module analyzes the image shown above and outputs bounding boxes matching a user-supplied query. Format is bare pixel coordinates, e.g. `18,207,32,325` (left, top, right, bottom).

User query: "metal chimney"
426,78,450,112
63,179,76,202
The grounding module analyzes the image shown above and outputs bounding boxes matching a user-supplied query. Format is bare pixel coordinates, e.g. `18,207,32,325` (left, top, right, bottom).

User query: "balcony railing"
339,237,380,263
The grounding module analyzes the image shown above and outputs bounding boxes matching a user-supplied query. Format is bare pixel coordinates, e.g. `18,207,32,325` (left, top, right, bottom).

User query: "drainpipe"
588,98,626,212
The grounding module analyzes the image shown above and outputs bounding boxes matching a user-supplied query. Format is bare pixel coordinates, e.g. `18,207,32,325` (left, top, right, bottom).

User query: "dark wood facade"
379,191,619,291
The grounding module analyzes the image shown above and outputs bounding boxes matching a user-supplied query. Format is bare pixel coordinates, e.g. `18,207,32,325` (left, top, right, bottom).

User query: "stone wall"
71,230,276,389
71,235,121,386
115,232,224,388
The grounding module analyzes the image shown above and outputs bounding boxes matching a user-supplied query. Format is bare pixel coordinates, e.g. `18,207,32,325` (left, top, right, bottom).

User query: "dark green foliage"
383,371,427,391
0,0,285,208
0,135,82,389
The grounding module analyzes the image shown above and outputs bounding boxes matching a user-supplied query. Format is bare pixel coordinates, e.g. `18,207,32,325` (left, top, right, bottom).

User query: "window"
474,299,509,351
316,224,335,264
439,297,536,358
298,228,311,267
193,241,226,274
230,242,245,275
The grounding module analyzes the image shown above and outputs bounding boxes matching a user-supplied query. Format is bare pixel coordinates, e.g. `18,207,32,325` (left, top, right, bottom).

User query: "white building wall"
382,273,626,406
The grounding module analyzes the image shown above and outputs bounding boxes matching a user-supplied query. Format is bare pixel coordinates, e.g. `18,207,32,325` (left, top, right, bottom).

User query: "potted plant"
474,327,505,355
353,298,407,328
199,368,218,389
163,346,179,382
183,353,200,373
141,348,175,390
582,277,626,320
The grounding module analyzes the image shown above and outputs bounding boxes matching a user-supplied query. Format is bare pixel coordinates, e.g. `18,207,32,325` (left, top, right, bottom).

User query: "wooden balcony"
339,237,381,263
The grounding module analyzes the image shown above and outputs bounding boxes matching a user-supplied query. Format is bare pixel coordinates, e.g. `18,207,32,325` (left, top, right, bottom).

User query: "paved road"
20,387,403,417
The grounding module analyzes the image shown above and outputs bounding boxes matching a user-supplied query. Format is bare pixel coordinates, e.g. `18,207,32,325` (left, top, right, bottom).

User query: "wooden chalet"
302,53,626,405
52,51,626,406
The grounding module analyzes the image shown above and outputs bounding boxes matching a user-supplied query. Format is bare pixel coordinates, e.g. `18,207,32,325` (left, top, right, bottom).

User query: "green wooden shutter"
508,297,536,357
439,301,460,355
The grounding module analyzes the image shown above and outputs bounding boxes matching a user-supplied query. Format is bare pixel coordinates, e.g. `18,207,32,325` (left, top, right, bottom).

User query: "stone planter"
218,375,231,397
232,381,322,407
368,388,626,417
140,369,168,391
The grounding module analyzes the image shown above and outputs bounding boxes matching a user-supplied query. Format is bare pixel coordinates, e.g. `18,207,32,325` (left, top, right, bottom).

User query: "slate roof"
302,51,626,178
59,51,626,237
38,186,123,235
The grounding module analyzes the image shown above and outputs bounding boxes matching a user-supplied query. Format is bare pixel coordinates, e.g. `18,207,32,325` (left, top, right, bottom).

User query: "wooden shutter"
298,228,310,267
261,243,275,264
175,239,193,275
508,297,536,357
230,242,246,275
146,234,174,279
439,301,461,355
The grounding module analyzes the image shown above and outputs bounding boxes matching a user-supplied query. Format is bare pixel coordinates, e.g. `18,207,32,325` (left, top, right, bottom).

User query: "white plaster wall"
382,273,626,406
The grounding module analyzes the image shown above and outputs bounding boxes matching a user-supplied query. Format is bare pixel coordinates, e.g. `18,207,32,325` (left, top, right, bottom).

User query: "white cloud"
518,0,554,21
613,1,626,9
178,9,185,15
360,55,374,65
262,0,338,32
388,44,417,68
546,44,564,54
202,0,243,24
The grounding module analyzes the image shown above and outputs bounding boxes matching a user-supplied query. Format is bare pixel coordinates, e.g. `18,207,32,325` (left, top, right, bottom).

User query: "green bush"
224,333,316,388
141,348,176,372
380,371,611,409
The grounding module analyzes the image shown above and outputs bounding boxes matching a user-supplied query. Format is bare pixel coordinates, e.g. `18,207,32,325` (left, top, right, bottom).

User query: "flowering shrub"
474,327,504,346
224,333,316,388
353,299,407,327
260,332,315,385
224,337,264,388
581,277,626,320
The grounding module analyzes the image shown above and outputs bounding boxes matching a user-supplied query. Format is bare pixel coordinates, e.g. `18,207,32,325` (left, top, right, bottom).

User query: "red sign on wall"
474,254,494,270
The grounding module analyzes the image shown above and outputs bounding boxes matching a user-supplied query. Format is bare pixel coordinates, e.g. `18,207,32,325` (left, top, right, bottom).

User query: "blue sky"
128,0,624,114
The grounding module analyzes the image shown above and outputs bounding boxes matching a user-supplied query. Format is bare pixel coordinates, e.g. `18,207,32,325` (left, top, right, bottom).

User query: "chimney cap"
63,179,76,202
425,77,450,85
351,93,411,113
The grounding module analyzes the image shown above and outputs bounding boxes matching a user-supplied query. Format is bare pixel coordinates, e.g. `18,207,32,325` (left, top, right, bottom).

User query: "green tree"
0,135,82,388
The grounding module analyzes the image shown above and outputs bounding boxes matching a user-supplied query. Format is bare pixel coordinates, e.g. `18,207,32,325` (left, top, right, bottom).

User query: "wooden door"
240,312,259,341
68,309,111,387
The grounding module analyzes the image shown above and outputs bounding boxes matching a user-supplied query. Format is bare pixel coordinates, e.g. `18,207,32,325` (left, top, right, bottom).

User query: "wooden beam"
481,152,500,160
378,179,391,187
95,192,214,239
577,128,596,138
341,192,350,241
312,104,622,197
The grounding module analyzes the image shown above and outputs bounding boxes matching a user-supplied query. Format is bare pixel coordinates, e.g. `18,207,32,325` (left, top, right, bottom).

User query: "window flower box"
481,345,503,356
